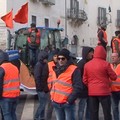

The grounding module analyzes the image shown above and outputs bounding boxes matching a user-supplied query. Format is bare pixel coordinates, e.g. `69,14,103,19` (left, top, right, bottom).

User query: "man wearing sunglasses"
50,48,83,120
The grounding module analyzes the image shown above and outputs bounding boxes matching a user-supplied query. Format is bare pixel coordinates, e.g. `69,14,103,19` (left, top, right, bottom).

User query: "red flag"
1,9,13,29
13,2,28,24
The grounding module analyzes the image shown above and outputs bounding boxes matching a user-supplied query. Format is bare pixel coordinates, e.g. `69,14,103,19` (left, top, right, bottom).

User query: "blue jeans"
34,92,48,120
28,47,39,68
78,98,90,120
52,101,75,120
46,93,54,120
1,107,4,120
111,92,120,120
0,97,19,120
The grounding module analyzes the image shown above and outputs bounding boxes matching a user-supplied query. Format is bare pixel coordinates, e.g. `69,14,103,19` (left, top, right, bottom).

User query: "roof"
16,27,64,32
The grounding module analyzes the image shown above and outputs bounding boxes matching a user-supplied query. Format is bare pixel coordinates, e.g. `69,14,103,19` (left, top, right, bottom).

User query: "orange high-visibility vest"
111,64,120,92
1,63,20,98
27,28,40,46
112,38,120,53
98,30,108,44
47,61,56,90
50,65,77,103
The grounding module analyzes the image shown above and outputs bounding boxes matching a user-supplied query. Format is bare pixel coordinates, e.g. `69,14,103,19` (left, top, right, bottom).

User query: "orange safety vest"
50,65,77,103
98,30,108,44
111,64,120,92
27,28,40,46
1,63,20,98
47,61,56,90
112,38,120,53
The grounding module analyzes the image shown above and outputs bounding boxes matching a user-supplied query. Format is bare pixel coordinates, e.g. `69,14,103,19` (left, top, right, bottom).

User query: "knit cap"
58,49,70,60
52,48,60,56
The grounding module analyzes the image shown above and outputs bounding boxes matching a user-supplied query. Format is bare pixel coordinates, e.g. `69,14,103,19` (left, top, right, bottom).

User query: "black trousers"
89,96,112,120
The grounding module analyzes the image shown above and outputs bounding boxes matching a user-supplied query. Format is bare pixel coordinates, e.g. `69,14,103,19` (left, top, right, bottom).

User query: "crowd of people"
0,23,120,120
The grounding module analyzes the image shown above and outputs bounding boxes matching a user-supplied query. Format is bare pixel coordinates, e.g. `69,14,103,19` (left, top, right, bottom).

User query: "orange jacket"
1,63,20,98
50,65,77,103
111,64,120,92
47,61,56,90
27,28,40,46
98,30,108,44
112,38,120,53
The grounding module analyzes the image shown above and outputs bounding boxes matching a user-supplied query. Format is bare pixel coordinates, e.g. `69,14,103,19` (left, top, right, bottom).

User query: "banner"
13,2,28,24
1,9,13,29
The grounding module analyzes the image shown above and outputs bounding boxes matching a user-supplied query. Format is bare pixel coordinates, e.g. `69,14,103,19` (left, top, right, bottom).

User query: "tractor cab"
14,27,63,66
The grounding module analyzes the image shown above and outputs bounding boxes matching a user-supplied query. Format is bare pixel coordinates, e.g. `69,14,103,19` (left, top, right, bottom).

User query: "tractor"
6,27,64,94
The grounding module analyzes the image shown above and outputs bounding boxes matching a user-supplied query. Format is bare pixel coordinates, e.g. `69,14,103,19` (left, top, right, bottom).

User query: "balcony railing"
67,9,87,21
77,10,87,21
39,0,55,5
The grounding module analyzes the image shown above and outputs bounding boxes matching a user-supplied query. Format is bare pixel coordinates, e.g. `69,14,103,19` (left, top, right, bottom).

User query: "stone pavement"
0,92,111,120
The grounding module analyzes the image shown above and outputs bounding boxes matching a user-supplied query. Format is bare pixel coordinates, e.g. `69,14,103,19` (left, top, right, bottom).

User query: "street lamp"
106,6,112,25
65,0,67,37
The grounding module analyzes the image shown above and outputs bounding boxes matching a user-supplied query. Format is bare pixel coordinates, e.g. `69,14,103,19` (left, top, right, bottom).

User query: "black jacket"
0,67,4,98
34,51,49,92
77,46,94,98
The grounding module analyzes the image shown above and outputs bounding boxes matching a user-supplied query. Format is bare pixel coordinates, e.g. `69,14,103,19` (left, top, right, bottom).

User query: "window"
44,18,49,27
70,0,79,18
98,7,106,25
116,10,120,27
32,15,36,24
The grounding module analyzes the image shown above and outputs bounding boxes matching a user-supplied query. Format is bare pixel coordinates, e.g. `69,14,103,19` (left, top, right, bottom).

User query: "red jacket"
83,46,117,96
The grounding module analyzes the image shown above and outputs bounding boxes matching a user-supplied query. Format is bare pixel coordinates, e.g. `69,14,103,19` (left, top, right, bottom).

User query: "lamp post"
106,6,112,25
65,0,67,37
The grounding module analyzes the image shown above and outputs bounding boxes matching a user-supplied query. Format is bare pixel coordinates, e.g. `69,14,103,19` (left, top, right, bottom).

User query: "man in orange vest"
45,48,59,120
111,52,120,120
112,31,120,54
97,24,108,50
50,49,83,120
27,23,40,71
0,50,20,120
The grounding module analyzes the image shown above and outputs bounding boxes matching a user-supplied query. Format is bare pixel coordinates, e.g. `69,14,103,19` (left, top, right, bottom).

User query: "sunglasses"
57,57,66,61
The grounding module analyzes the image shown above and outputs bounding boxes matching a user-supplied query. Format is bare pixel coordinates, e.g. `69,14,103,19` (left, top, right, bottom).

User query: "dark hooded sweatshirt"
77,46,94,98
34,51,49,92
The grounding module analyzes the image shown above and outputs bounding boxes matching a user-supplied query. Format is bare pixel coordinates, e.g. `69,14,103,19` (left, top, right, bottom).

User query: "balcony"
30,0,39,2
67,9,87,21
39,0,55,5
67,9,76,19
77,10,88,21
